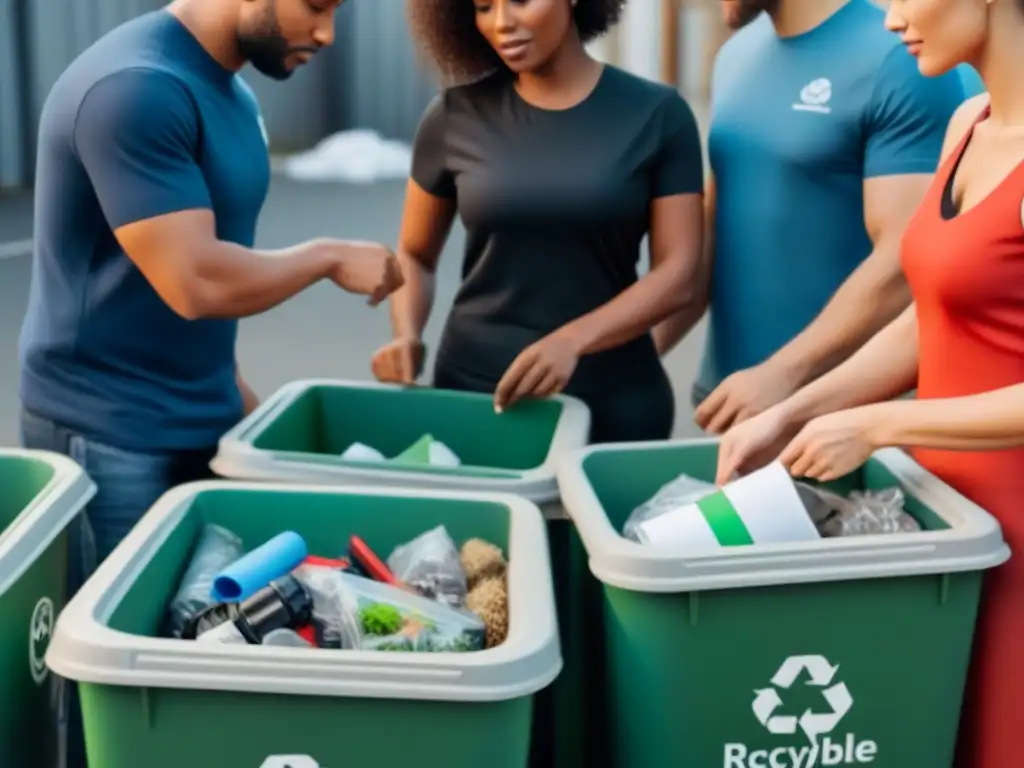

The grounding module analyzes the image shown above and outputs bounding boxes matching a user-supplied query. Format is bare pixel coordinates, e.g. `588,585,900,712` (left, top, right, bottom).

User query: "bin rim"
46,479,562,703
556,438,1011,593
0,448,96,599
210,378,591,506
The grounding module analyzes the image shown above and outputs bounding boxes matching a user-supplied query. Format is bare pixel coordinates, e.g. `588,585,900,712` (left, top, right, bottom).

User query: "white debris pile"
280,129,413,183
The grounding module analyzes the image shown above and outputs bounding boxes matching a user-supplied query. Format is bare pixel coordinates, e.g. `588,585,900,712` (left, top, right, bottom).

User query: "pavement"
0,175,708,447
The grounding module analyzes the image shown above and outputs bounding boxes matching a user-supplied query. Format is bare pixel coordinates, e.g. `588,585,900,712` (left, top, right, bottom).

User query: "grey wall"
336,0,438,142
0,0,435,189
20,0,168,184
0,0,25,189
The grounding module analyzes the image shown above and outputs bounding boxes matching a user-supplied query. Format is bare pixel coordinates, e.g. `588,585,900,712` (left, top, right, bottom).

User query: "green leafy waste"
359,602,403,636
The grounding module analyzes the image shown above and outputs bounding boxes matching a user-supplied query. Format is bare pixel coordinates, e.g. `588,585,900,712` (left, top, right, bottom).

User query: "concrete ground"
0,175,708,447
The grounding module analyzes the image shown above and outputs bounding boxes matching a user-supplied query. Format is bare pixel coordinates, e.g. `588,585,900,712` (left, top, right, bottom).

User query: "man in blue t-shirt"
655,0,978,433
19,3,401,760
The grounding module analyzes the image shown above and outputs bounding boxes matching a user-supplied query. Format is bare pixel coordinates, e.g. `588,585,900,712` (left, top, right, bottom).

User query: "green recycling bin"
46,480,561,768
0,449,95,768
556,439,1010,768
211,379,595,767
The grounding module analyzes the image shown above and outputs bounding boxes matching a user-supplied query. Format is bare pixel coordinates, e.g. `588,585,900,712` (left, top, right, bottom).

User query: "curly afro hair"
406,0,626,84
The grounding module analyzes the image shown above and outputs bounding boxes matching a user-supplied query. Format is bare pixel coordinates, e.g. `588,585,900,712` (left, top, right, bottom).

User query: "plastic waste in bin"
210,379,596,767
211,379,589,512
45,480,561,768
556,439,1010,768
0,449,95,768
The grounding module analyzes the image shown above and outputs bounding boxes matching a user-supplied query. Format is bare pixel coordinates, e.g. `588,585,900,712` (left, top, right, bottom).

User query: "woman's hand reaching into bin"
715,401,883,484
715,405,800,485
371,337,425,385
778,406,885,482
494,333,580,412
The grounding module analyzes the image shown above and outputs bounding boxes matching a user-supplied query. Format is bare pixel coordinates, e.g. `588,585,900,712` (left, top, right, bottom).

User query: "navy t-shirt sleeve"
73,68,213,230
411,93,456,199
652,94,704,198
863,46,966,179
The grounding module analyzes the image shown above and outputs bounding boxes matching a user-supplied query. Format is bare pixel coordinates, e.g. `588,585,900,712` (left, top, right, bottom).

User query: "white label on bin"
723,655,879,768
260,757,320,768
29,596,54,686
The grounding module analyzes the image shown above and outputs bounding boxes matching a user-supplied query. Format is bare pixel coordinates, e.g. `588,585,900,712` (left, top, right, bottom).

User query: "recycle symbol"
752,655,853,743
28,597,54,686
260,757,320,768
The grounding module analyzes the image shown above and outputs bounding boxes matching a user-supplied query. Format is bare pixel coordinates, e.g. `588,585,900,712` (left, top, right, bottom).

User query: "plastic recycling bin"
211,379,595,767
211,379,589,512
556,439,1010,768
0,449,96,768
46,480,562,768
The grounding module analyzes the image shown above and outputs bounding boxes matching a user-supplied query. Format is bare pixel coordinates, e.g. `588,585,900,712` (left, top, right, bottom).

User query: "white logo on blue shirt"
793,79,832,114
257,113,270,147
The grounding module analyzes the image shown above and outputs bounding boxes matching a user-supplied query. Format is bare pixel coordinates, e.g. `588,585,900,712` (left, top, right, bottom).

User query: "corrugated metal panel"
243,57,332,154
21,0,165,183
340,0,437,142
3,0,434,185
0,0,25,188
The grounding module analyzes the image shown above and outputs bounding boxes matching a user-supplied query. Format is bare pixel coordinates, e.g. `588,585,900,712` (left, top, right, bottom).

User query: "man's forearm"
769,236,911,387
783,306,919,424
389,252,436,340
188,240,336,320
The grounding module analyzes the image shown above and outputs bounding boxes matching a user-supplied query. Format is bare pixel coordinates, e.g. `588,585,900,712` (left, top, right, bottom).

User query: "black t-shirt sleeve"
411,93,456,199
651,93,704,198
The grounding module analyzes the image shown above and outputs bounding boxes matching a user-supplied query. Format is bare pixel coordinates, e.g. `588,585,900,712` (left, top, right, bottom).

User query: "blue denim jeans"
20,408,216,768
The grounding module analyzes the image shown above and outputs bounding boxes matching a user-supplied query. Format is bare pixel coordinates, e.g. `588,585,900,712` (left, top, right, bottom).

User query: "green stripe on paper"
696,492,754,546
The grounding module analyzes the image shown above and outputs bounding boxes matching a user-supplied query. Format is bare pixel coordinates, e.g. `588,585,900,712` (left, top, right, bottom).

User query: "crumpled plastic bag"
164,524,245,638
387,525,467,607
797,484,921,537
622,473,718,542
294,567,485,652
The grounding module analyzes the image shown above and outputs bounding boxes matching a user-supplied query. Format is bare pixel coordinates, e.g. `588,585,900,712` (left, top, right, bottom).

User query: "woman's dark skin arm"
371,179,457,383
495,191,706,410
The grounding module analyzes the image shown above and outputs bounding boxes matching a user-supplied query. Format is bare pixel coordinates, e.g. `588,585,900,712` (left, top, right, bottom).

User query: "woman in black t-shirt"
370,0,707,442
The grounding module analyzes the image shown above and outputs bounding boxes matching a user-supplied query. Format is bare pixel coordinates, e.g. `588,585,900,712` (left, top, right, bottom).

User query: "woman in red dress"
715,1,1024,766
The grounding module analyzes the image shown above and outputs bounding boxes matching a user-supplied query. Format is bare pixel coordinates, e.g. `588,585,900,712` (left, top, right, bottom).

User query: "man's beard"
721,0,779,30
237,0,300,80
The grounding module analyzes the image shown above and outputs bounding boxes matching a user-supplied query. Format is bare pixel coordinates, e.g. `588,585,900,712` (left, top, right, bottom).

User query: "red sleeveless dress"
901,105,1024,768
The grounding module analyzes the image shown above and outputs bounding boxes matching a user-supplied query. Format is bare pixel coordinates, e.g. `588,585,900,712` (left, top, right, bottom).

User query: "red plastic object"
349,536,399,585
296,625,317,646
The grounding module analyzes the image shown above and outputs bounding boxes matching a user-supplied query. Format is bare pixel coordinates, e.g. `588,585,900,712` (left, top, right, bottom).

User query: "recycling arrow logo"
752,655,853,743
29,597,54,686
260,757,320,768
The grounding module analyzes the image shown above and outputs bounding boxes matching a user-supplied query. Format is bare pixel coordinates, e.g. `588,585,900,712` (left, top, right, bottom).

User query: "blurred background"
0,0,730,446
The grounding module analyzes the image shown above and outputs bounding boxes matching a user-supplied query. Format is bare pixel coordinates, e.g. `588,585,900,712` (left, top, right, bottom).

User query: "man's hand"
371,337,425,384
696,360,802,435
311,239,404,306
494,334,580,412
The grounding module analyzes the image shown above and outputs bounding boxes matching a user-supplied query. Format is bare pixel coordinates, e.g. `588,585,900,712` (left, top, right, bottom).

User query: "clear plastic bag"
292,565,364,649
622,473,718,542
387,525,468,607
294,568,485,652
165,524,245,638
797,484,922,537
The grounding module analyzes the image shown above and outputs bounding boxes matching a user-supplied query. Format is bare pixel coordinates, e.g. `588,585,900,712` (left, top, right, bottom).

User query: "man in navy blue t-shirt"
19,2,400,760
